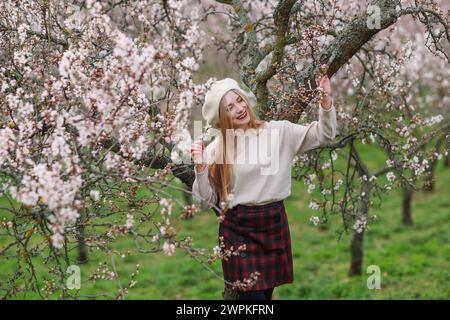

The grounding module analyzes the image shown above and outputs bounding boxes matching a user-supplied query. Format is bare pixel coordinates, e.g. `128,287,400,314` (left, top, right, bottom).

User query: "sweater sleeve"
192,143,218,210
283,101,337,155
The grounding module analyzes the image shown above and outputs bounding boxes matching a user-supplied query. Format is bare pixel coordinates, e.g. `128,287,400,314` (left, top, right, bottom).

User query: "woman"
191,75,337,300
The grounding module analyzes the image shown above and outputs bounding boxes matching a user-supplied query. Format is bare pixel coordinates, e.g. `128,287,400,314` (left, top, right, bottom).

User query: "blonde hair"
208,89,266,204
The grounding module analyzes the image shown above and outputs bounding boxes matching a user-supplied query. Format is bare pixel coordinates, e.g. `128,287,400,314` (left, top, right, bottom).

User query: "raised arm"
284,103,337,155
284,72,337,155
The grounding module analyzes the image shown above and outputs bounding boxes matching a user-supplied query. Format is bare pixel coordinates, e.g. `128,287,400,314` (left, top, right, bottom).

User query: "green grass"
1,147,449,300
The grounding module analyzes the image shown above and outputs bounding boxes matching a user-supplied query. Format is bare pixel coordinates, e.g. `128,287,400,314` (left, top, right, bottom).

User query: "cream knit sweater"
192,104,337,210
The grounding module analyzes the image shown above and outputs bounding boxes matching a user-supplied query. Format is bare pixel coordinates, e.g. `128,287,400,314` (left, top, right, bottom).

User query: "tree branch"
282,0,402,121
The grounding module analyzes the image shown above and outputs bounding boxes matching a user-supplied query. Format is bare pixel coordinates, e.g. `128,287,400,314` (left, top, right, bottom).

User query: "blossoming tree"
0,0,214,298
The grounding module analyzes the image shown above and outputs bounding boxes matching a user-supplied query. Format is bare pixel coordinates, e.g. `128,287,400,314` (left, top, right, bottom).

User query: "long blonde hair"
208,89,266,204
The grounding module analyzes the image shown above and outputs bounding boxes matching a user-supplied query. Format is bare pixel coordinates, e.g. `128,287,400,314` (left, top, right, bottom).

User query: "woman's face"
222,90,250,128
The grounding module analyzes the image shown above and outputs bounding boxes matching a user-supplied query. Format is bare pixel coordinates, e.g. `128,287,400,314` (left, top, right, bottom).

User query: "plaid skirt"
218,200,294,291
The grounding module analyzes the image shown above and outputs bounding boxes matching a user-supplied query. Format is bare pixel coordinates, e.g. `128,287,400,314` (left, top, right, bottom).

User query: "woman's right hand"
191,140,206,173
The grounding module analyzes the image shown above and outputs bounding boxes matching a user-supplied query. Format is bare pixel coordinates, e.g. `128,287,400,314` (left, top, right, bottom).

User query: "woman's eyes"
227,97,242,111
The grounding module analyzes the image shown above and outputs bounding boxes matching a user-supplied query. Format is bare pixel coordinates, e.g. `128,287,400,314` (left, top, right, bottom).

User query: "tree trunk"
402,183,414,225
77,235,88,264
349,231,364,276
76,210,88,264
349,176,373,276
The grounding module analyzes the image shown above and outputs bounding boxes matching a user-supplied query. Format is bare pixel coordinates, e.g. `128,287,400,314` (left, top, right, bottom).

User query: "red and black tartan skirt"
218,200,294,291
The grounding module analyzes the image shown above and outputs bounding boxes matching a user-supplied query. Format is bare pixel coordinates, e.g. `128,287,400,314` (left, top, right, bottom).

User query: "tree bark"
76,210,88,264
284,0,401,123
402,182,414,225
349,148,373,276
349,231,364,276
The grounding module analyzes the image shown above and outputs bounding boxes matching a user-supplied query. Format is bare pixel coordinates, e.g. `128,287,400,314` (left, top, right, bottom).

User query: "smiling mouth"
236,111,247,120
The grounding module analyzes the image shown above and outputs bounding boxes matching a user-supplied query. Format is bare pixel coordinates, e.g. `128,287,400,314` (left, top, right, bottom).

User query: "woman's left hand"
318,72,332,110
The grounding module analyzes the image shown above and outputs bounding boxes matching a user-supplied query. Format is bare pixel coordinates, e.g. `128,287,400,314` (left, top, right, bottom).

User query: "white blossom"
308,201,320,210
309,216,320,226
162,241,176,256
353,216,367,234
307,183,316,194
125,214,134,229
386,172,396,182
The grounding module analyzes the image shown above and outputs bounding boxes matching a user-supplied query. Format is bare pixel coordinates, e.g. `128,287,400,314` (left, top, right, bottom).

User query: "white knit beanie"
202,78,257,129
